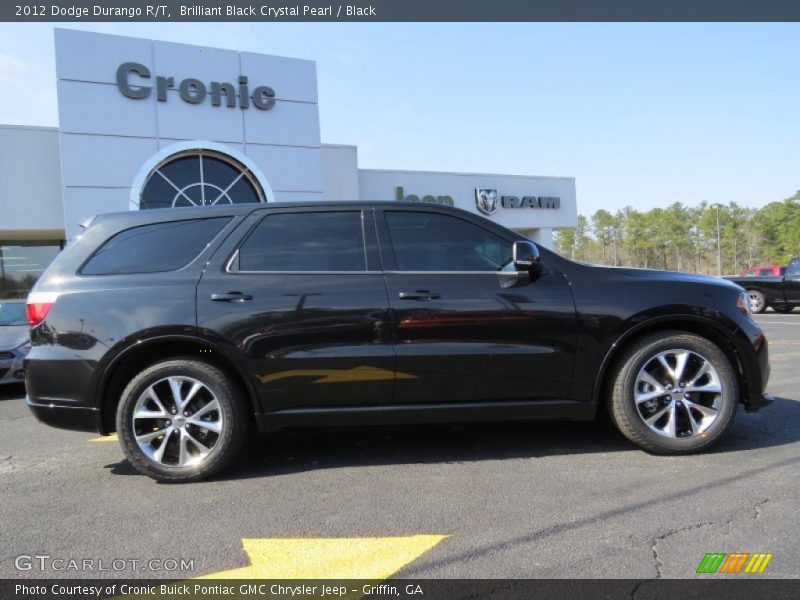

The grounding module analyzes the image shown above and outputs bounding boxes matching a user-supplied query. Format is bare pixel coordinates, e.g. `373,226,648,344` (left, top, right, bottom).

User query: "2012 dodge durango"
24,202,772,482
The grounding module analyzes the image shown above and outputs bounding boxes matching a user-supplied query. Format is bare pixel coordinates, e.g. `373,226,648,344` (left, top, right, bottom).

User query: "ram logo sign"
475,188,560,217
696,552,773,574
475,189,499,215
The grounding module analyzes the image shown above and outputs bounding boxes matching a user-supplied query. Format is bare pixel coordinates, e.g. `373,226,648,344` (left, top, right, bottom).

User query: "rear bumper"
26,397,102,433
24,349,101,431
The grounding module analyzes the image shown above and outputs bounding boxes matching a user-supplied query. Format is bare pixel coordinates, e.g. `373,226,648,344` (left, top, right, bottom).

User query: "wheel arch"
96,335,260,434
593,316,748,410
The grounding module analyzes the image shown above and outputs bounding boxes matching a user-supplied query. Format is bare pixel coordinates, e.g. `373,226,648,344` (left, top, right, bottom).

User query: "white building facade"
0,29,577,298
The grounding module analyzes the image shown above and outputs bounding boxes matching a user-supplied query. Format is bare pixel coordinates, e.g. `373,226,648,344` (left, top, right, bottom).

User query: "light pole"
710,203,723,276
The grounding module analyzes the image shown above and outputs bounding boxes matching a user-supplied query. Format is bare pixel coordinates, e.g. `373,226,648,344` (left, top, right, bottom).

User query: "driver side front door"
376,207,577,406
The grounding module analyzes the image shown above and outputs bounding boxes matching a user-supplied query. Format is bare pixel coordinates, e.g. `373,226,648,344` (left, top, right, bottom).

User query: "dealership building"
0,29,577,299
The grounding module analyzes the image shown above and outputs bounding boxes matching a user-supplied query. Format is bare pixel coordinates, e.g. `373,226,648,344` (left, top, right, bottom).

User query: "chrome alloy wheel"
132,376,224,467
747,290,765,313
633,349,723,439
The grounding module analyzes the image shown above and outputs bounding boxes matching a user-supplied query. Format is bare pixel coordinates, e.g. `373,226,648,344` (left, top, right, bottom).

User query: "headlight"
736,291,753,319
16,341,31,355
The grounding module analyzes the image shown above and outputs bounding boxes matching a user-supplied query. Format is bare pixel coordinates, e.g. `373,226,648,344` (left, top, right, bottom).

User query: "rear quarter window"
81,217,230,276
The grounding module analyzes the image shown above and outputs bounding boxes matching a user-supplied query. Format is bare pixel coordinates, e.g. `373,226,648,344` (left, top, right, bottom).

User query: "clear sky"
0,22,797,216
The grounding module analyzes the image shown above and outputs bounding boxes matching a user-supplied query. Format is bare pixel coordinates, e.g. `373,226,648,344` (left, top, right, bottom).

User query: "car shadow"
103,396,800,481
0,382,25,401
105,418,628,480
762,308,799,315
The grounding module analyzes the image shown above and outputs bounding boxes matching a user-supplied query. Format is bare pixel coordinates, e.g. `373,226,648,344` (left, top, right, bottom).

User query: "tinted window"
239,212,366,272
385,211,513,272
81,218,230,275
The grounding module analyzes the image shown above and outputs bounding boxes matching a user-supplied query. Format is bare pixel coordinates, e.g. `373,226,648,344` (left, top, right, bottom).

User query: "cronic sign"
116,62,276,110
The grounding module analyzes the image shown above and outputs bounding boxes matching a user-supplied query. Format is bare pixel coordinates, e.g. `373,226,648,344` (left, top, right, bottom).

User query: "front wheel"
607,331,737,454
116,359,248,482
747,290,767,314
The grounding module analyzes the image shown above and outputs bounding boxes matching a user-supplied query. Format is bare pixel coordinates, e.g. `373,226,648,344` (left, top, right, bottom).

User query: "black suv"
25,202,771,482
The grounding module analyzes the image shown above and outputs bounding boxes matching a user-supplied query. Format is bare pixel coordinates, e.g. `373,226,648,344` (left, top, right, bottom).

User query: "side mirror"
513,240,542,274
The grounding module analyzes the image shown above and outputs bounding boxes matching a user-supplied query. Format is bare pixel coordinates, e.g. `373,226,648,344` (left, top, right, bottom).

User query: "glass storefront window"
0,241,63,299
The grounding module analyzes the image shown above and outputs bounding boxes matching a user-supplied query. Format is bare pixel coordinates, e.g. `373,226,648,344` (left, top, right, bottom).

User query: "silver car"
0,299,29,385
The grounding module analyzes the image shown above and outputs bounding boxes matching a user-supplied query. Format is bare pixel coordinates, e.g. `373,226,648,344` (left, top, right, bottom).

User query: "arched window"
138,150,265,210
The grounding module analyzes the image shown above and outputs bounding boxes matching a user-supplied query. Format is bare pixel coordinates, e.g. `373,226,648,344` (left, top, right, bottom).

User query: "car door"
376,207,577,405
784,259,800,303
197,206,394,412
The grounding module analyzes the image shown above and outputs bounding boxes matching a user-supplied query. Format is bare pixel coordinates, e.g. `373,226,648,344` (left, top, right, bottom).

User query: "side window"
787,260,800,279
384,211,513,272
81,217,230,276
238,211,367,272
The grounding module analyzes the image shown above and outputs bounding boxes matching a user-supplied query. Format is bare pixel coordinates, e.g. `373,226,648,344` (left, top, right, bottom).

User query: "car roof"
88,201,480,230
0,299,25,303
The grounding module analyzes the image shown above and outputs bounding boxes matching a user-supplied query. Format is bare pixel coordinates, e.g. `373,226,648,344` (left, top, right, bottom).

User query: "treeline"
553,191,800,275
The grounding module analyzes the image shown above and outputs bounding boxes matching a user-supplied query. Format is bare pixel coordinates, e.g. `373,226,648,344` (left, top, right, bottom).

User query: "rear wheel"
116,359,248,482
607,331,737,454
772,305,795,314
747,290,767,314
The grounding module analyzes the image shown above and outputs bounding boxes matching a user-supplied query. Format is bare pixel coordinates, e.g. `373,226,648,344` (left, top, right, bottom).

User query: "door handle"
398,290,441,301
210,291,253,302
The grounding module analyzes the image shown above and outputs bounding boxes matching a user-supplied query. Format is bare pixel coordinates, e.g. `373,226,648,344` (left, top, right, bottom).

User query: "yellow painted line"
89,434,118,443
112,536,448,599
198,535,448,579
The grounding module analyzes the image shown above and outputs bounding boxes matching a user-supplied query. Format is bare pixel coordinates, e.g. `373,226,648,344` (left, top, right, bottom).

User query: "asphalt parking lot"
1,312,798,581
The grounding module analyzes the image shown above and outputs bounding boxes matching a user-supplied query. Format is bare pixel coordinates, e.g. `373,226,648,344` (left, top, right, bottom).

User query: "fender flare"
93,333,261,426
591,313,747,406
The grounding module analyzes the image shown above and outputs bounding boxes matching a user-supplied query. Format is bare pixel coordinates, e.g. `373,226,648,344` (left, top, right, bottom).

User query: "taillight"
26,292,59,327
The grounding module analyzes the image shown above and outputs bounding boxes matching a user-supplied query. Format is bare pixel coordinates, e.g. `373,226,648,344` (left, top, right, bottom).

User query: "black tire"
116,358,248,483
607,331,738,454
772,305,795,314
747,290,767,314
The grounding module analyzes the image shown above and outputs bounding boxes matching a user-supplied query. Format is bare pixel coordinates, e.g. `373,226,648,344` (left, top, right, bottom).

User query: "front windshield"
0,303,26,326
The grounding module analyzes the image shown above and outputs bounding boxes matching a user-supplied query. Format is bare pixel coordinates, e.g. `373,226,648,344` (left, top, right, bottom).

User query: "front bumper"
26,397,102,433
749,393,776,411
736,316,772,412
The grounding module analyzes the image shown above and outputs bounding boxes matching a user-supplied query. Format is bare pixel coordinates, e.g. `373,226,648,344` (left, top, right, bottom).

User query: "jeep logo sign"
395,186,454,206
475,188,560,215
116,62,276,110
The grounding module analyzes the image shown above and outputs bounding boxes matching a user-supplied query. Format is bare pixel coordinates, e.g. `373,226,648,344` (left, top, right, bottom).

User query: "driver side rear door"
197,206,394,413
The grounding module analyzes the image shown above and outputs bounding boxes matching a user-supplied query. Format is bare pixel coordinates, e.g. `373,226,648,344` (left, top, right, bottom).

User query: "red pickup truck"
738,265,785,278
